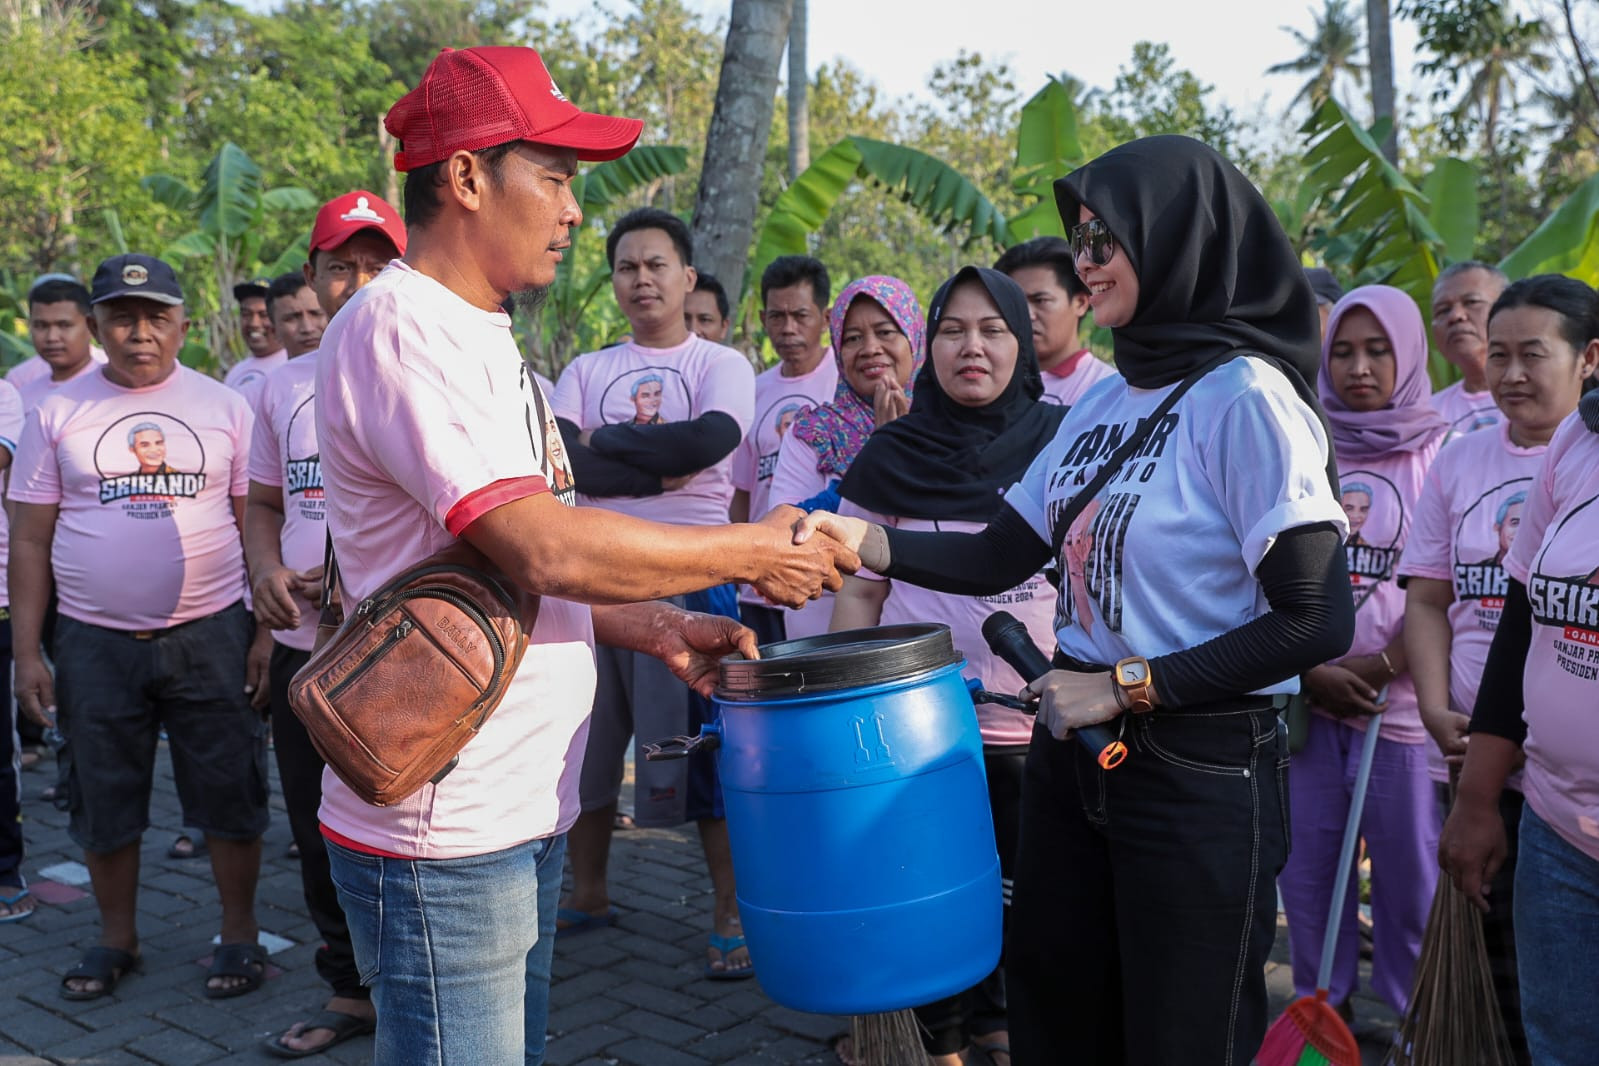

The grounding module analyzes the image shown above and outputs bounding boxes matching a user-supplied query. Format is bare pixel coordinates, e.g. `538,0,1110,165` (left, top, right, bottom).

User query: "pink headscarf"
1318,284,1447,460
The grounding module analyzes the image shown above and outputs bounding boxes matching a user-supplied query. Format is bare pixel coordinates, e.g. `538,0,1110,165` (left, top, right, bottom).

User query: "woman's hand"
1439,794,1508,914
872,377,910,426
793,511,870,556
1420,705,1471,768
1302,663,1385,718
1022,670,1121,742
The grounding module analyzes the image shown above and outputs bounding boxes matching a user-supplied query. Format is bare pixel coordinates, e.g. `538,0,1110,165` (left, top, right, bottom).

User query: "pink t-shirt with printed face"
0,381,26,608
1398,421,1541,782
17,356,100,415
1320,438,1442,744
1040,351,1117,408
1432,380,1500,442
1503,412,1599,862
224,348,288,412
315,260,594,860
248,353,324,652
553,335,755,526
839,504,1050,745
10,366,251,630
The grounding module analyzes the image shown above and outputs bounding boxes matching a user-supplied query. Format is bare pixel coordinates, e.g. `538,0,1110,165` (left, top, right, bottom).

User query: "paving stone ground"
1,744,1397,1065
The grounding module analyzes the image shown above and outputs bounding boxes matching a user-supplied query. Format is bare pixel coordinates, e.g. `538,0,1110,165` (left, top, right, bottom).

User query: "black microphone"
980,611,1128,770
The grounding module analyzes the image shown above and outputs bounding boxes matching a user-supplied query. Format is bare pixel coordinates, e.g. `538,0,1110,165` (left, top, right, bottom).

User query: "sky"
545,0,1424,120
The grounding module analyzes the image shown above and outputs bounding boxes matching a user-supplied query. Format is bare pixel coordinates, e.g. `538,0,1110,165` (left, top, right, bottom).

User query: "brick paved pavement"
0,743,1397,1064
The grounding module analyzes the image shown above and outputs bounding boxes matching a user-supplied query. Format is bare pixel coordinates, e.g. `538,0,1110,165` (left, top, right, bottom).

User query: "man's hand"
245,626,273,712
747,505,859,608
1421,706,1471,768
1022,670,1121,742
252,564,304,630
1439,795,1508,913
1303,663,1385,718
650,609,761,697
290,565,325,604
13,655,55,729
872,377,910,427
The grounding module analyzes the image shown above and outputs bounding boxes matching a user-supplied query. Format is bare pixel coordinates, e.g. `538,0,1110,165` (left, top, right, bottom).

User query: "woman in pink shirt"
1440,276,1599,1066
830,266,1064,1066
1278,284,1448,1021
1402,274,1598,1061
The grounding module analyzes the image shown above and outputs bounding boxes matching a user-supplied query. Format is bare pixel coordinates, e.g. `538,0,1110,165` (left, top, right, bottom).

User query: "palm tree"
1267,0,1367,114
1367,0,1398,161
1448,14,1552,160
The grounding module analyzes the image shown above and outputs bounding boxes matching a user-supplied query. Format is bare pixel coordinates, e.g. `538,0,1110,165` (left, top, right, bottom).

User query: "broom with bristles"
843,1011,925,1066
1381,781,1517,1066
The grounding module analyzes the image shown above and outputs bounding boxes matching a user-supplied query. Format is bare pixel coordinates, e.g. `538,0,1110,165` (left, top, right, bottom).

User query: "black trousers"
1006,706,1288,1066
269,641,368,1001
0,616,19,886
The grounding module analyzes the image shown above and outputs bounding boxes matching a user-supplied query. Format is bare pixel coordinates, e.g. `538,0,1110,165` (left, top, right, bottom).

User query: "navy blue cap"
1305,267,1344,307
90,254,184,306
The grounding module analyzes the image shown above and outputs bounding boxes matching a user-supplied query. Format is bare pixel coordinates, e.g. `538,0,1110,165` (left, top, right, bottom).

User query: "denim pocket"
1133,710,1274,778
325,844,382,984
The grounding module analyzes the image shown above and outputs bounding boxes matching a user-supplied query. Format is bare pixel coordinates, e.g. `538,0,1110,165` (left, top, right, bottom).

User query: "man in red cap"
312,47,857,1063
247,190,404,1059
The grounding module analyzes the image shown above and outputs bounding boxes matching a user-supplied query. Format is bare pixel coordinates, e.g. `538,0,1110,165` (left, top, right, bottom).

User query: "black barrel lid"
717,623,961,700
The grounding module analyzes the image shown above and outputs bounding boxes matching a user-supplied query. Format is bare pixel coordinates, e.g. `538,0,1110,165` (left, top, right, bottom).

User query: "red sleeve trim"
320,824,415,860
444,475,550,536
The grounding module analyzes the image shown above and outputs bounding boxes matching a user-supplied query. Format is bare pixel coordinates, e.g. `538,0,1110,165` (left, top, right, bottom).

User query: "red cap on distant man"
384,47,644,172
310,191,408,255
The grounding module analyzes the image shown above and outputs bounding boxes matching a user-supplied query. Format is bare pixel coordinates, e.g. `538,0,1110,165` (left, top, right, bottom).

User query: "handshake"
746,506,875,609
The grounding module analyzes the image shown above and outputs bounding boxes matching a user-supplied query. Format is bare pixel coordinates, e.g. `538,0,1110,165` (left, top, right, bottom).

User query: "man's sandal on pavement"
59,946,142,1001
204,941,267,999
262,1010,376,1059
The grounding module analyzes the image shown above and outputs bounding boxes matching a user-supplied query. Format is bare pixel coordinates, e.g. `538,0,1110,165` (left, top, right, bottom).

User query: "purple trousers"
1278,714,1440,1013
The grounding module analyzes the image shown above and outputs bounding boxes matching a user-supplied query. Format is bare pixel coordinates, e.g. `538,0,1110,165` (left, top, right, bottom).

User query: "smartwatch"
1113,656,1157,714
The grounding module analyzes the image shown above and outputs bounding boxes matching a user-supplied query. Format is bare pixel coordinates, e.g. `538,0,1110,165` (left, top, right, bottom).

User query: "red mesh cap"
310,191,408,255
386,47,644,171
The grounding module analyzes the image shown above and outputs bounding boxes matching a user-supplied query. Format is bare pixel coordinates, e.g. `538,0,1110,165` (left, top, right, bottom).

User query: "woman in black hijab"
799,136,1356,1064
831,267,1064,1066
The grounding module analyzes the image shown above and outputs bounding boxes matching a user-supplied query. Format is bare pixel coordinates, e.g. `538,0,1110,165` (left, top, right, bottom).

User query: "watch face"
1121,661,1148,684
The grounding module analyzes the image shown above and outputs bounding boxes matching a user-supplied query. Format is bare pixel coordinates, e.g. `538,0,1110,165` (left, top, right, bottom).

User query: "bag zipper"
328,618,415,699
351,585,510,715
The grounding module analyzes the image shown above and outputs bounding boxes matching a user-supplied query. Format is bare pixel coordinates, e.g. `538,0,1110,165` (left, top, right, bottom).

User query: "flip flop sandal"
704,933,755,981
60,946,142,1001
168,835,208,859
555,906,619,937
204,941,267,999
262,1009,376,1059
0,887,34,924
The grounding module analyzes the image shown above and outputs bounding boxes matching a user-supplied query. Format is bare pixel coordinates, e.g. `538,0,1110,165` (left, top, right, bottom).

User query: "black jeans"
269,641,368,1001
1006,705,1289,1066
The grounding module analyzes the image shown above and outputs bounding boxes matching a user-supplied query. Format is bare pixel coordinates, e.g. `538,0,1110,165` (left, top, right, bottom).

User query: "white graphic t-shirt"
1398,420,1540,782
248,353,324,652
10,366,251,630
1006,358,1347,694
554,335,755,526
1432,380,1500,442
1503,411,1599,861
1040,351,1118,408
224,348,288,412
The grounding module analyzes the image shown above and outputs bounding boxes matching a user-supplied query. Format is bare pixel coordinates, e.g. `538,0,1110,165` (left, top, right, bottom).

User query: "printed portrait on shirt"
543,414,574,498
1339,471,1404,587
94,412,207,515
1451,478,1532,629
1525,493,1599,681
597,366,692,427
754,395,815,481
284,395,323,520
1448,408,1499,439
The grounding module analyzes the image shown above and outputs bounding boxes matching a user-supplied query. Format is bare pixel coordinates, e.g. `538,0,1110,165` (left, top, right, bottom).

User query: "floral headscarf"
789,275,926,478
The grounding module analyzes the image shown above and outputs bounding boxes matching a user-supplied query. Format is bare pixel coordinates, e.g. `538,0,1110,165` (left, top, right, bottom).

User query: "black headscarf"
839,266,1067,521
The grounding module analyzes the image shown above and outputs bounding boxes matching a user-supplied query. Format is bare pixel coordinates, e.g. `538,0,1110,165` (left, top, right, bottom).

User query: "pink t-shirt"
16,353,107,413
224,348,288,412
1397,421,1540,783
1319,437,1442,744
1040,350,1118,408
315,259,594,859
1503,412,1599,862
10,366,251,630
765,430,838,637
1431,380,1500,442
0,381,26,608
839,504,1050,745
248,353,324,652
732,357,838,604
553,335,754,526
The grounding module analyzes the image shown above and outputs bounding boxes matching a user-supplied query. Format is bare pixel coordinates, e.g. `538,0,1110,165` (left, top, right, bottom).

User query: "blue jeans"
327,833,567,1065
1514,805,1599,1066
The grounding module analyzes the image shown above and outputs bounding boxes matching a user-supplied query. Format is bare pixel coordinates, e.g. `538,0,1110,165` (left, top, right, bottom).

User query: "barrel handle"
643,726,722,761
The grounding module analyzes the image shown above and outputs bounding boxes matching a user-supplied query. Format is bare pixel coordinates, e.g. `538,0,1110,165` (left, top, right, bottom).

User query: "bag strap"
319,530,343,629
1050,351,1242,559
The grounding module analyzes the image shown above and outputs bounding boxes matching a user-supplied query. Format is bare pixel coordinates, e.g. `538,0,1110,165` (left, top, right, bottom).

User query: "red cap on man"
310,191,408,255
385,47,643,171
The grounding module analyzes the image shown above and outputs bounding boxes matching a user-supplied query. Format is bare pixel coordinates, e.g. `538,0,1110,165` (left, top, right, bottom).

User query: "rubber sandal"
168,835,208,859
60,946,142,1001
555,906,618,937
204,941,267,999
262,1009,376,1059
613,812,636,830
0,887,34,924
704,932,754,981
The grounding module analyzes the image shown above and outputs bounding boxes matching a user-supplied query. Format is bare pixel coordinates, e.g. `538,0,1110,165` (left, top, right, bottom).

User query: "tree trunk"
690,0,793,304
1366,0,1398,163
378,118,401,209
786,0,809,180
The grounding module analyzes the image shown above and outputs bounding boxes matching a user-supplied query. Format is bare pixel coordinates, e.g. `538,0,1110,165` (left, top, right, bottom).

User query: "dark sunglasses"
1069,218,1117,268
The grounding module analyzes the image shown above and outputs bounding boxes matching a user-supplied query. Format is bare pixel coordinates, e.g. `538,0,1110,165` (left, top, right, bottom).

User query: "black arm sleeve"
587,411,742,478
1149,523,1354,707
1468,577,1531,745
879,503,1054,597
557,417,662,498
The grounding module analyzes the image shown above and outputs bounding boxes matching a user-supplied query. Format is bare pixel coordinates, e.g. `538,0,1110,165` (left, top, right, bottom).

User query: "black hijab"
839,266,1067,522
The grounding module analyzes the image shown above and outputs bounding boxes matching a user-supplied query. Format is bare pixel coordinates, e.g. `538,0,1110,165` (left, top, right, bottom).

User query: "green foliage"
1421,157,1479,263
1090,42,1243,160
1266,0,1368,114
1499,172,1599,283
1009,78,1086,240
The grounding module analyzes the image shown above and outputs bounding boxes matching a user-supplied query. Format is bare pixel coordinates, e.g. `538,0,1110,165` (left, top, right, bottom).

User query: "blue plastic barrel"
712,623,1001,1015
